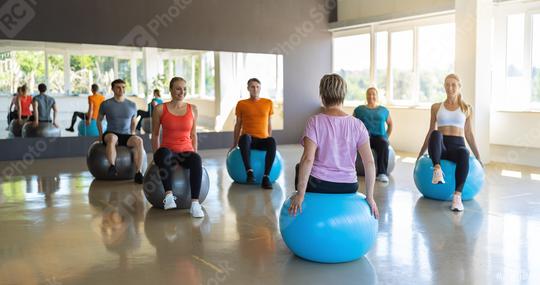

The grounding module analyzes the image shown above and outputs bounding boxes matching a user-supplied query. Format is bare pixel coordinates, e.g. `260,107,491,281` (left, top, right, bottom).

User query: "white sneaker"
432,168,445,184
376,174,389,183
163,193,177,210
451,195,464,212
190,201,205,218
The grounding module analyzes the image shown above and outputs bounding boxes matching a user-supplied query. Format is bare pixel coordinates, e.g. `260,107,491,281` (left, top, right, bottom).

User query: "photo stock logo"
0,0,37,38
119,0,193,47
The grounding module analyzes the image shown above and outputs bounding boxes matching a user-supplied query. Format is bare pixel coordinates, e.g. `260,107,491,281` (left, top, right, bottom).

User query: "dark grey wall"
0,0,333,161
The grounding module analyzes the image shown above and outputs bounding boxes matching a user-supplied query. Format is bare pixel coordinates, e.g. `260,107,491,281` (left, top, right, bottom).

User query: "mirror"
0,40,284,139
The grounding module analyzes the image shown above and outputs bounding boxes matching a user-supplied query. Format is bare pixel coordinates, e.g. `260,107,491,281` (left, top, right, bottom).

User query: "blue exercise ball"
226,148,283,184
279,193,378,263
78,119,106,137
413,155,484,201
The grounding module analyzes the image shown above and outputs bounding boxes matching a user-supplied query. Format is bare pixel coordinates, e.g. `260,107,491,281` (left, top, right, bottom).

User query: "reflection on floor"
0,145,539,284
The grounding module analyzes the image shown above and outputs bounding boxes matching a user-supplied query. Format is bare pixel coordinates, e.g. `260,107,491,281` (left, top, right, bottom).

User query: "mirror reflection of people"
32,83,58,128
17,85,33,124
230,78,276,189
6,87,21,129
289,74,379,219
417,74,482,212
353,87,393,183
66,84,105,132
97,79,145,184
136,89,163,132
151,77,205,218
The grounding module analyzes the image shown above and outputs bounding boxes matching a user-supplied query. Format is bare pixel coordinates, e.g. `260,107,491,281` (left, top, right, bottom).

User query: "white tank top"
436,103,466,129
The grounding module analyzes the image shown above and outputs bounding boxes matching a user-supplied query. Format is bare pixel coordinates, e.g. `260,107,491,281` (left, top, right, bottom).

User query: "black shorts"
102,131,134,146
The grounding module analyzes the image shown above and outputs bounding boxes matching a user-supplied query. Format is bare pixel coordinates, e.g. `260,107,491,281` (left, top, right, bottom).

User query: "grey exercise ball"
143,163,210,209
22,122,61,138
8,119,26,137
86,141,148,180
142,117,152,134
356,145,396,176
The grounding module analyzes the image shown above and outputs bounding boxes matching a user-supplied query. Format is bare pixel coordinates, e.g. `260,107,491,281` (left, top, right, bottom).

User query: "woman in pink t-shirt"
289,74,379,219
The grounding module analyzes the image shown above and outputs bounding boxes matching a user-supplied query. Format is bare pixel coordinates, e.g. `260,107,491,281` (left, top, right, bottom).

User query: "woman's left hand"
288,193,305,216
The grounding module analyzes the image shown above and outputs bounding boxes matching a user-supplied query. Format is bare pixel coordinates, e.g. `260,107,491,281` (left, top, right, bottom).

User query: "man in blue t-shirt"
32,83,58,128
97,79,145,184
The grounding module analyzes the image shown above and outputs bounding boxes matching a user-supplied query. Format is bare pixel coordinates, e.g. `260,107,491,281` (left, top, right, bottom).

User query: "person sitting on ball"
136,88,163,132
417,74,482,212
17,85,33,123
151,77,204,218
31,83,58,128
6,87,21,128
230,78,276,189
288,74,379,219
66,84,105,132
353,87,393,183
97,79,145,184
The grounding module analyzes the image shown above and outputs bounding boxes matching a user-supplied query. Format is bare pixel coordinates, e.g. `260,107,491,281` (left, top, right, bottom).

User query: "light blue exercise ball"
279,193,378,263
226,148,283,184
413,155,484,201
78,119,106,137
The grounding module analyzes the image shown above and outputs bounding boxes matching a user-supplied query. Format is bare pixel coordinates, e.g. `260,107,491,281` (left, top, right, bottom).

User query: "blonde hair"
445,74,470,117
319,74,347,107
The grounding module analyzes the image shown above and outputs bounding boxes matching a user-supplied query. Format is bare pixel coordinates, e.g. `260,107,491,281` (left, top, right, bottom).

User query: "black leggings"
153,148,203,199
136,110,150,130
238,134,276,176
294,164,358,194
68,111,86,129
7,111,17,124
370,136,389,175
428,130,469,193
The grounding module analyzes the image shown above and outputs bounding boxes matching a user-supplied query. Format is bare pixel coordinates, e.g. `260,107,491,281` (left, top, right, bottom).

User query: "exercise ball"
78,119,107,137
86,141,148,180
413,155,484,201
142,163,210,209
356,145,396,176
22,122,61,138
8,119,26,137
279,192,378,263
226,148,283,184
141,117,152,134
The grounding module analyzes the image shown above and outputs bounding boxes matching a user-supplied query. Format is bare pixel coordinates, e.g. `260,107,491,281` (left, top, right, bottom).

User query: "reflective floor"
1,145,539,285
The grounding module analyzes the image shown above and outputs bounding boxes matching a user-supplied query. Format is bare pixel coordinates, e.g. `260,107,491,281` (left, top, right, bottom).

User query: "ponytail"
445,74,471,117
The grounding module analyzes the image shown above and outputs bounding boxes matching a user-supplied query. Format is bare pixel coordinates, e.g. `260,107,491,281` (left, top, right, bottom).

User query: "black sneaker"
65,127,75,132
246,170,256,184
134,172,144,184
261,176,273,190
108,165,118,177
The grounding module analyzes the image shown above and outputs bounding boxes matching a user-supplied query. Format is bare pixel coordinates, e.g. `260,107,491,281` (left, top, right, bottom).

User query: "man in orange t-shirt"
66,84,105,132
230,78,276,189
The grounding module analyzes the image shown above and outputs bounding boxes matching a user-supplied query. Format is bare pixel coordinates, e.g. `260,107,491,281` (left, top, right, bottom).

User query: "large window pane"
70,55,114,95
418,23,455,103
532,14,540,103
391,30,414,102
243,53,281,100
136,58,146,96
118,58,132,94
506,14,527,106
47,54,64,94
333,34,371,102
0,51,46,95
375,32,388,99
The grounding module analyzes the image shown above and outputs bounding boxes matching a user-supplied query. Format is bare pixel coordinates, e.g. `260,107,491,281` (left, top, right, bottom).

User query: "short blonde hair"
319,73,346,107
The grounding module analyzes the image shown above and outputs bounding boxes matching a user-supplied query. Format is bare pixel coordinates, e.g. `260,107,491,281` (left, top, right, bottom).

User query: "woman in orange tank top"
17,85,33,121
151,77,205,218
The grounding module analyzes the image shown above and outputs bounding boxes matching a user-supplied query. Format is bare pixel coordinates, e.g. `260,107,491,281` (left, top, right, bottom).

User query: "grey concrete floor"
0,144,539,285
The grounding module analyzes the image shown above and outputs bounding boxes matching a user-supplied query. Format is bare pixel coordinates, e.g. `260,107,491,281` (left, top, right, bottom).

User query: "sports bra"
436,103,466,129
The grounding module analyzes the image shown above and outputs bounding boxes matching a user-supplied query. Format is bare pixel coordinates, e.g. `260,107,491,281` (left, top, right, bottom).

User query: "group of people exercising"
8,72,481,217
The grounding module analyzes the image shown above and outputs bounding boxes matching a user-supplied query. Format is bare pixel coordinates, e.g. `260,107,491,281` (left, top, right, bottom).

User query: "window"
333,34,371,102
390,30,414,102
375,32,388,99
117,58,132,94
47,54,64,94
242,53,282,101
136,59,146,96
532,14,540,103
0,50,46,95
418,23,455,103
70,55,114,95
506,14,527,106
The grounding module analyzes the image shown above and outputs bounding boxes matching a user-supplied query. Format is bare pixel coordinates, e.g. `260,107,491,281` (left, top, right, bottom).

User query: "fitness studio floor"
0,144,539,285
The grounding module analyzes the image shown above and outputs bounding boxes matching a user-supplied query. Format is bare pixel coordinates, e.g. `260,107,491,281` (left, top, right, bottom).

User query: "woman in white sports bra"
417,74,482,212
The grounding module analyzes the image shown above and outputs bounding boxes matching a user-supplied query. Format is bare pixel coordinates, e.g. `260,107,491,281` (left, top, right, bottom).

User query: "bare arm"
191,104,198,152
358,140,379,219
97,113,104,142
288,137,317,216
268,117,272,137
52,103,58,127
386,113,393,138
32,101,39,124
231,115,242,150
464,109,482,165
151,105,163,152
417,103,439,159
87,101,93,123
17,97,22,120
130,114,137,135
